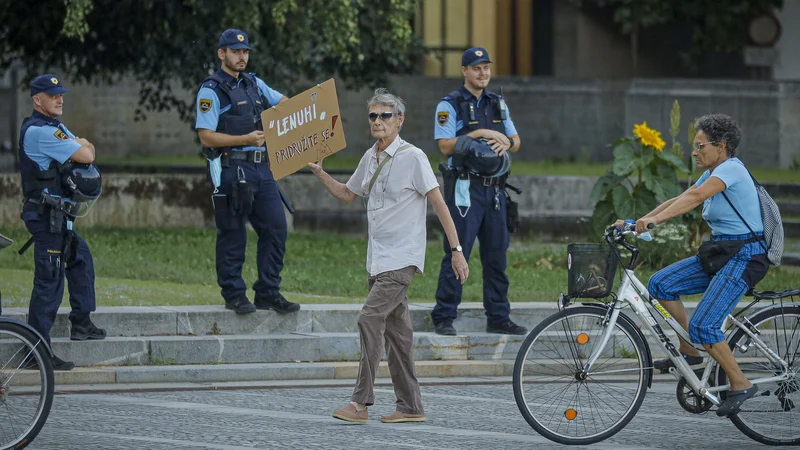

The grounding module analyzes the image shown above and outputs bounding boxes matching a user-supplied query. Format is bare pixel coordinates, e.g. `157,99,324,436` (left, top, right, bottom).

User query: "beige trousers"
350,265,424,414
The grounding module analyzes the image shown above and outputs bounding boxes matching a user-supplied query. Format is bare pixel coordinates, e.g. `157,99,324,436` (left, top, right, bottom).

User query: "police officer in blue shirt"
432,48,527,336
196,29,300,315
19,74,107,371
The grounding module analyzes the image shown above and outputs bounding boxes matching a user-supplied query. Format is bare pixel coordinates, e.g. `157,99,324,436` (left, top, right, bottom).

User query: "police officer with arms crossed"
432,47,526,336
195,29,300,315
19,74,106,371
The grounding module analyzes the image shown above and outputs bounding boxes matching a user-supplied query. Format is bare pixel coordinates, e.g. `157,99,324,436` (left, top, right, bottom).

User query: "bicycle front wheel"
717,304,800,446
513,305,651,445
0,321,55,450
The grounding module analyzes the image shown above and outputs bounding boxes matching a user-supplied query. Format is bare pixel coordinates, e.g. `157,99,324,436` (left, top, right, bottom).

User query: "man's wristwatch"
507,136,515,149
451,245,463,252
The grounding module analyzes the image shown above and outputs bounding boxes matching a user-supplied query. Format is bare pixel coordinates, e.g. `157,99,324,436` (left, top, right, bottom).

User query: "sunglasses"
368,112,394,122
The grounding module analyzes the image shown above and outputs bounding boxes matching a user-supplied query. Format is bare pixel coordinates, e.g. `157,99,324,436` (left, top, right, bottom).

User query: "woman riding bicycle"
617,113,769,417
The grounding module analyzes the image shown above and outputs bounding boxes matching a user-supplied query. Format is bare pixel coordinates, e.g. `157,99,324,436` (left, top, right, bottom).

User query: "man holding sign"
195,28,300,315
309,88,469,424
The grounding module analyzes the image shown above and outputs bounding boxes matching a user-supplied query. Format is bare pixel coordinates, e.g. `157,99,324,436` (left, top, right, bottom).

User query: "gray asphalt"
23,381,788,449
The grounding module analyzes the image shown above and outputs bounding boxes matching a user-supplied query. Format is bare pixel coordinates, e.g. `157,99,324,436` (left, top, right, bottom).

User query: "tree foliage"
572,0,784,71
0,0,425,123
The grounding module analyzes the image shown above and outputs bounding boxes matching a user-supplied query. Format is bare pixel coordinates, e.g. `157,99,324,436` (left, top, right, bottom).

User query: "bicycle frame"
582,262,791,407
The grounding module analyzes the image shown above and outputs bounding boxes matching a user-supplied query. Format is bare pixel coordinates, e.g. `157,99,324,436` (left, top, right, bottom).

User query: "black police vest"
443,88,506,137
201,72,269,137
19,112,66,200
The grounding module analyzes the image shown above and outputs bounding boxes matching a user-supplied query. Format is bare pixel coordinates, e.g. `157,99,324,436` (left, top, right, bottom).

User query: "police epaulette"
203,80,219,90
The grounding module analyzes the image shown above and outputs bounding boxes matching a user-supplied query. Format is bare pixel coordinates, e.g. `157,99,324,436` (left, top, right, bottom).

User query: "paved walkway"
27,379,772,449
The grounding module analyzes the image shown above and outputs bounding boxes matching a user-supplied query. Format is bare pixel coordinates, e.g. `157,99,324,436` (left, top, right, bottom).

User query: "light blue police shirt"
23,122,81,170
434,99,518,140
695,157,764,235
195,76,283,152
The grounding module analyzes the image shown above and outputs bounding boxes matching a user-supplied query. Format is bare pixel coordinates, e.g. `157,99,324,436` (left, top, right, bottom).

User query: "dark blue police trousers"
22,205,96,343
214,159,287,302
433,181,511,325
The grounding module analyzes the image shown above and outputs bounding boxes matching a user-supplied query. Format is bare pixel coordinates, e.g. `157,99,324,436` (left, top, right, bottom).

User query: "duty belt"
229,150,265,163
471,176,503,187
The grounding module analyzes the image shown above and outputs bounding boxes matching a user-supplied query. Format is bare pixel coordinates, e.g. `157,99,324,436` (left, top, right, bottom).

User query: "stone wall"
0,173,597,236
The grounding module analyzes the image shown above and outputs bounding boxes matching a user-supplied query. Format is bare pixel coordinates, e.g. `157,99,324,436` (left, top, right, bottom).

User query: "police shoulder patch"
199,98,212,113
53,129,69,141
437,111,449,126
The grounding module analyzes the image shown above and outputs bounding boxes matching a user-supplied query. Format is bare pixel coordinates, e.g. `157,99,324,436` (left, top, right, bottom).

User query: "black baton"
18,236,34,255
278,187,295,215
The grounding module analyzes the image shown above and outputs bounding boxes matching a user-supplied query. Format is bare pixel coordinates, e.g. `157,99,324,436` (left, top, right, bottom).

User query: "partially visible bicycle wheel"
0,321,55,450
718,304,800,446
513,305,651,445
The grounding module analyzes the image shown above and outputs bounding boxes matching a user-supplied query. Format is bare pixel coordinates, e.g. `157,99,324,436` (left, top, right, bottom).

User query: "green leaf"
591,199,616,233
644,166,678,203
631,184,658,219
613,184,658,220
612,141,636,177
589,171,623,206
638,146,655,172
612,185,634,220
610,136,634,147
655,149,690,173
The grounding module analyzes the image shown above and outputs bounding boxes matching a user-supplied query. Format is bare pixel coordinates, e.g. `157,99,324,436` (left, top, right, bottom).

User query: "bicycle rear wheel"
0,321,55,450
513,305,651,445
717,304,800,446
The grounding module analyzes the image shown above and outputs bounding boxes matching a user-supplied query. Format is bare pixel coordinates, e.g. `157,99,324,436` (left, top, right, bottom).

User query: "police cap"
30,74,69,97
462,48,492,66
218,29,250,50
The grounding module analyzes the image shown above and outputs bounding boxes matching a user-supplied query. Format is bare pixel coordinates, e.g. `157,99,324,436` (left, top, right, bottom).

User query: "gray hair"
694,114,741,157
367,88,406,116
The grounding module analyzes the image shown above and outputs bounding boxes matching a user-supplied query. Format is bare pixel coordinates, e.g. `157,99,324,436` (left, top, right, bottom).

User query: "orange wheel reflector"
576,333,590,345
565,408,578,421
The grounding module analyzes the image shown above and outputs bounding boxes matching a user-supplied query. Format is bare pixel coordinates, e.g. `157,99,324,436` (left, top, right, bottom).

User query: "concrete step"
1,303,557,337
12,360,515,387
12,359,685,388
4,326,680,369
34,332,527,367
0,302,716,338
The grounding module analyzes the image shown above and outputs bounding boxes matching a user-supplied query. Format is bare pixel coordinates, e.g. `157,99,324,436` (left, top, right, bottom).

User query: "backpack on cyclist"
721,171,783,266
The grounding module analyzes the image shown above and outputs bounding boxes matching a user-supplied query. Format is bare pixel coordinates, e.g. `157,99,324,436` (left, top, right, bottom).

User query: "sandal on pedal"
717,384,759,417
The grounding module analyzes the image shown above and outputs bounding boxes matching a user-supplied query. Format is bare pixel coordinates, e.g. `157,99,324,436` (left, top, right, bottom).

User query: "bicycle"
512,222,800,446
0,233,56,450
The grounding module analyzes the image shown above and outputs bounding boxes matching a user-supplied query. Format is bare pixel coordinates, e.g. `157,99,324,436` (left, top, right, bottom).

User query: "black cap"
462,48,492,66
30,74,69,96
218,29,250,50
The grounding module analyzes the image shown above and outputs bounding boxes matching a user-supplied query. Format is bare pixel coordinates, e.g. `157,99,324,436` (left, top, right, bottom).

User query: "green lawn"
98,153,800,182
1,229,798,309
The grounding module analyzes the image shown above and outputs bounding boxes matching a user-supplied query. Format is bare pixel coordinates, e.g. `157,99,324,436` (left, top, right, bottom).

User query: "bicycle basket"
567,243,619,299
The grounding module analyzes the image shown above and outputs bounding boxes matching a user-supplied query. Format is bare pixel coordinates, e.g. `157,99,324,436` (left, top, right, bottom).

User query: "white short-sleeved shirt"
346,136,439,276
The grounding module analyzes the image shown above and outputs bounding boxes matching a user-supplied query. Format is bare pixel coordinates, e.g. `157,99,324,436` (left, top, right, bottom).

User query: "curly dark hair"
694,114,741,157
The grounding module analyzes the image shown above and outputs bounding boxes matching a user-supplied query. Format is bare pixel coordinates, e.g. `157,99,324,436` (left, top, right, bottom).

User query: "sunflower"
633,122,666,151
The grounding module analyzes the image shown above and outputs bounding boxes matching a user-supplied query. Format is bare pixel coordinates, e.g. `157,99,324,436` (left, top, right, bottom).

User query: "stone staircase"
0,301,712,386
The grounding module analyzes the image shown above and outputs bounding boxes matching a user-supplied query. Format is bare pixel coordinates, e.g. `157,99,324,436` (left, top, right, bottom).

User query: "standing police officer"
19,74,107,371
195,29,300,315
432,48,526,336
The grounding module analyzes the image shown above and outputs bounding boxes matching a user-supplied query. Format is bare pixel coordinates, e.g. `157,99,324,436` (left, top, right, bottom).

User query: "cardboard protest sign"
262,78,346,180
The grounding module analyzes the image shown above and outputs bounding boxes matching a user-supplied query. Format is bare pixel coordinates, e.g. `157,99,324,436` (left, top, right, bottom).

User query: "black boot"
70,314,107,341
224,295,256,314
254,293,300,314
